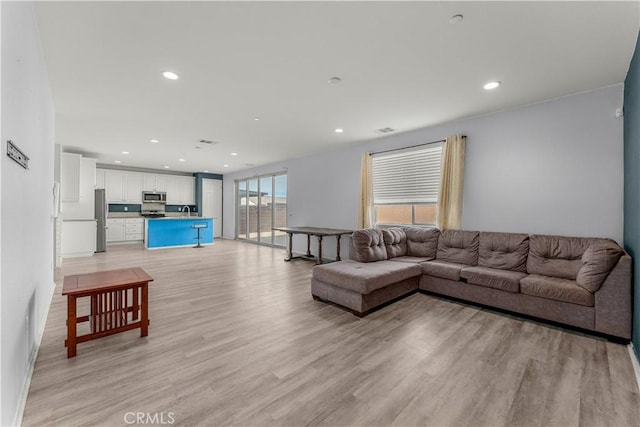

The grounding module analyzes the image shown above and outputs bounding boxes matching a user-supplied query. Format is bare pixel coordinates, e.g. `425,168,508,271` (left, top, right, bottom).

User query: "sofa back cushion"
479,232,529,272
405,227,440,259
351,229,388,262
436,230,479,266
527,234,600,279
382,228,407,258
575,240,624,292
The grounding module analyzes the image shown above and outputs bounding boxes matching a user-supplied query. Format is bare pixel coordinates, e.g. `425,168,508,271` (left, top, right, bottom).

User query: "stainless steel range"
141,201,166,218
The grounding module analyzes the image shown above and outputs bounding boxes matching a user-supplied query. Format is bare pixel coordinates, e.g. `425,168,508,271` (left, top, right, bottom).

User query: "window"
372,143,443,227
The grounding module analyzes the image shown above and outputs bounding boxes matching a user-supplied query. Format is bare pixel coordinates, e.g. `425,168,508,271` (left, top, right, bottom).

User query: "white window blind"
372,143,443,204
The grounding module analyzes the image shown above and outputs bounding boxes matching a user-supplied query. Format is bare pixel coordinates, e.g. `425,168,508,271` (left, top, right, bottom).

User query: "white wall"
1,3,56,425
223,85,624,258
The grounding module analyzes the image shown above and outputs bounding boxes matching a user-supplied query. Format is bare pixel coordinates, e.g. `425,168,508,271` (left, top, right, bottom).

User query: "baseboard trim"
629,343,640,393
13,279,55,427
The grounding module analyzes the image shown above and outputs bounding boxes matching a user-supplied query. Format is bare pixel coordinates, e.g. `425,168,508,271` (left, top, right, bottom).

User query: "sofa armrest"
594,254,632,339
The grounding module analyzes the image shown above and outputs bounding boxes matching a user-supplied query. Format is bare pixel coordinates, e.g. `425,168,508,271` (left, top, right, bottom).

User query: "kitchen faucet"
182,205,190,217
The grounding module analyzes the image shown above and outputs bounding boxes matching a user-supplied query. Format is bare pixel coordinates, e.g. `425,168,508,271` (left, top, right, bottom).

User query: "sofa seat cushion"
421,260,470,281
312,260,422,294
460,266,526,293
382,228,408,258
479,232,529,272
437,230,479,265
520,274,594,307
389,256,434,264
405,227,439,259
352,229,388,262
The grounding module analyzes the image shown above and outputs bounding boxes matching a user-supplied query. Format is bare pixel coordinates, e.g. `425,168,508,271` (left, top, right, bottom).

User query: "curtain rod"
368,138,446,156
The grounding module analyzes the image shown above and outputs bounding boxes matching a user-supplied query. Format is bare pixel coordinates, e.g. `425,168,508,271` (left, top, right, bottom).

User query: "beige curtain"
357,152,373,229
437,134,466,230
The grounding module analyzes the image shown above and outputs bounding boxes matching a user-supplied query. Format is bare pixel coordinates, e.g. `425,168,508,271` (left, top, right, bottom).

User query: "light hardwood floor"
22,240,640,427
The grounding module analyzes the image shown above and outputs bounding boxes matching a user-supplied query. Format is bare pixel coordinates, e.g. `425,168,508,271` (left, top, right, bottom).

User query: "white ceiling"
34,1,640,175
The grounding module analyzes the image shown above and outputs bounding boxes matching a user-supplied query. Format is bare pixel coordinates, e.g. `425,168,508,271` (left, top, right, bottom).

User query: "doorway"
202,178,222,238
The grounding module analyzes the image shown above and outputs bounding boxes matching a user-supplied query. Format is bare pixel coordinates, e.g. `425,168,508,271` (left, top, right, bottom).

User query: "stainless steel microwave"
142,191,167,203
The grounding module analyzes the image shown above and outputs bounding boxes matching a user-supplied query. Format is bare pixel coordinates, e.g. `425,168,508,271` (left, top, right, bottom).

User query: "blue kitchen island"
145,217,214,249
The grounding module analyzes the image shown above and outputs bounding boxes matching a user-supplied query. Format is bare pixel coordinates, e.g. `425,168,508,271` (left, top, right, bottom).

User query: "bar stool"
192,223,208,248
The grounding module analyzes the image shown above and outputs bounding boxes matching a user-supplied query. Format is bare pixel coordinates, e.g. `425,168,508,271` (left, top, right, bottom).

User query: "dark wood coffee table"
272,226,353,264
62,267,153,358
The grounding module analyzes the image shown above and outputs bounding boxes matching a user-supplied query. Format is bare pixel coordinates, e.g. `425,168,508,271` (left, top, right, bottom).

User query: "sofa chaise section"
311,229,422,316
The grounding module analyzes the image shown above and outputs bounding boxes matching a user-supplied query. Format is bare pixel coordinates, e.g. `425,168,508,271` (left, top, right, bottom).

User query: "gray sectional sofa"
311,228,632,340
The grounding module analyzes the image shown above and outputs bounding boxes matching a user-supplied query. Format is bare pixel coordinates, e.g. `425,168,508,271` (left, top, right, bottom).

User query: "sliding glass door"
235,172,287,247
248,179,259,243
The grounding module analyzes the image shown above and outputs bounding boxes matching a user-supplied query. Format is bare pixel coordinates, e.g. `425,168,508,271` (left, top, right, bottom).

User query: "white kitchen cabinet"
95,169,105,189
143,174,167,192
61,157,96,220
184,177,195,205
106,218,125,242
106,171,143,203
155,175,168,192
125,218,144,241
166,176,181,204
62,220,97,258
106,171,125,202
107,218,144,242
167,175,195,205
61,152,81,202
125,173,143,203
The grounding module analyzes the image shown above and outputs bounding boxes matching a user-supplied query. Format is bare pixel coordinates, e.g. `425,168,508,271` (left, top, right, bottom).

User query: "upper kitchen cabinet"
106,171,143,203
61,152,81,202
126,173,143,202
166,175,195,205
143,174,168,192
61,156,96,220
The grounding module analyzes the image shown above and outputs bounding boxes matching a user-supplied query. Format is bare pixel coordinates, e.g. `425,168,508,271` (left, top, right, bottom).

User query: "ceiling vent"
375,127,395,134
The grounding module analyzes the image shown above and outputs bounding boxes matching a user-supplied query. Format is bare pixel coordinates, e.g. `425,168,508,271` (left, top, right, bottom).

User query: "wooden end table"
62,267,154,358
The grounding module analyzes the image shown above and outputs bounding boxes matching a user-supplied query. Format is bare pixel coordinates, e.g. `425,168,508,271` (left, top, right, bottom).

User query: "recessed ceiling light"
376,127,395,134
162,71,179,80
335,128,344,133
484,81,501,90
150,139,159,143
328,77,342,84
179,158,185,162
163,165,170,169
449,14,464,24
231,152,238,156
121,151,129,155
114,160,121,164
223,164,229,168
254,117,261,121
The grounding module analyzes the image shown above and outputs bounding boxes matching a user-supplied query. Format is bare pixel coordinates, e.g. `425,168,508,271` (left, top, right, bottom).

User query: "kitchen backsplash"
165,205,198,213
108,204,197,213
